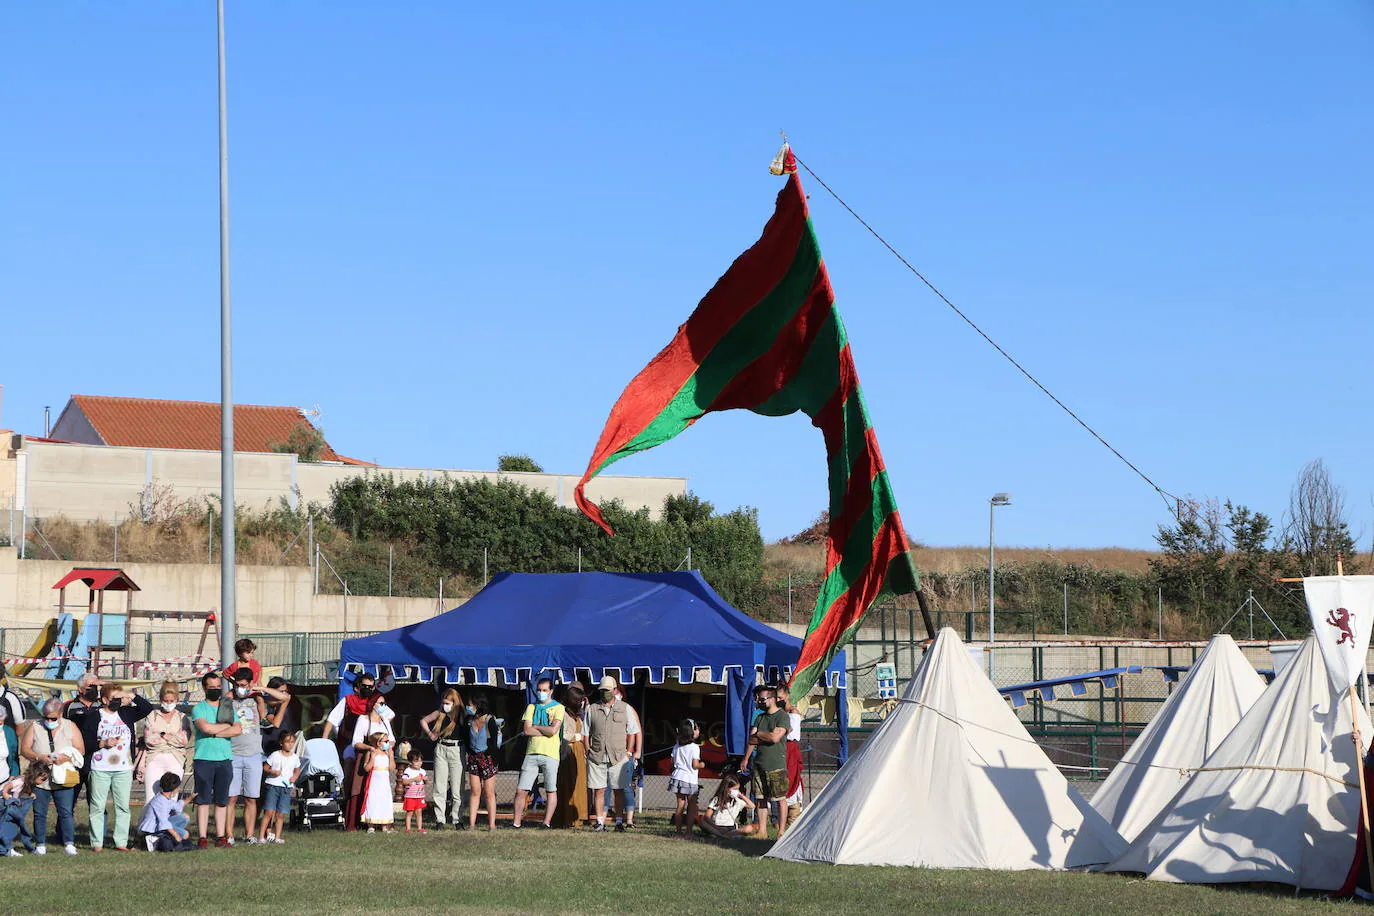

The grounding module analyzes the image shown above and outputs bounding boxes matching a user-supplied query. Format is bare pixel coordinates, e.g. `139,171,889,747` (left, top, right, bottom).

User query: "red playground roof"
51,568,141,592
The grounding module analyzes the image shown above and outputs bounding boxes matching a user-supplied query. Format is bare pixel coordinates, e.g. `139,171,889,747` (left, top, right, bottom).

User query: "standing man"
746,685,791,839
63,671,103,812
191,672,242,848
226,667,288,843
585,675,634,833
511,676,563,829
774,683,804,825
612,682,642,828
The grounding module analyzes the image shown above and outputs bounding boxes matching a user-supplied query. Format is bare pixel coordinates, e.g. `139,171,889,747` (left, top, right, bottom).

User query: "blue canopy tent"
339,571,847,757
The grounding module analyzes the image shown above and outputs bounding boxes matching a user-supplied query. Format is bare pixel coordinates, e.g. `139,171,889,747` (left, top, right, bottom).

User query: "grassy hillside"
766,543,1157,577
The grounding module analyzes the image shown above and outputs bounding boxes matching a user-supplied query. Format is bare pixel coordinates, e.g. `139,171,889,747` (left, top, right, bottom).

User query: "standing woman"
0,702,19,779
344,693,392,830
555,684,588,828
82,684,152,851
22,698,85,855
137,681,192,803
462,695,501,831
420,688,465,830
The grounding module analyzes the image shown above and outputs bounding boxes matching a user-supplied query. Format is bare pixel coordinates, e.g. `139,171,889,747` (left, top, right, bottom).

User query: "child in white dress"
361,731,395,833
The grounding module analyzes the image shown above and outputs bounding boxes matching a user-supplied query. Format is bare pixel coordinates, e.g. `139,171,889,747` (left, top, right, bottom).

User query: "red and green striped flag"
574,153,920,698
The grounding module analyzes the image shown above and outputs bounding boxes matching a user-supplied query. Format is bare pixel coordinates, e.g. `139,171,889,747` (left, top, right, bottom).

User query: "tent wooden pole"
914,589,936,640
1349,686,1374,889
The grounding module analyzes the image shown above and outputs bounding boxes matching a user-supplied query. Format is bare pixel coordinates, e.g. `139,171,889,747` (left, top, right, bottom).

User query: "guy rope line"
792,153,1183,516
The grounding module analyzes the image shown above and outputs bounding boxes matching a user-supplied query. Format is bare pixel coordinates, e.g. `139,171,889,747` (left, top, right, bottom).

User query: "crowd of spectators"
0,638,807,854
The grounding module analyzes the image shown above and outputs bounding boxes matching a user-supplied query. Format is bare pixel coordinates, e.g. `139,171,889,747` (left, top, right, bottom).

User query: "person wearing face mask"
585,675,635,833
79,683,152,851
344,692,393,830
420,688,466,829
191,672,243,848
224,668,287,844
62,672,104,805
321,673,393,744
554,684,589,829
20,698,85,855
511,677,563,829
136,682,192,803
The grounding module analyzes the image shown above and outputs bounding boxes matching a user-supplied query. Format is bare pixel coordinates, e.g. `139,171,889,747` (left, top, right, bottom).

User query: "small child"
0,763,46,857
400,749,428,833
224,638,261,685
258,732,302,844
138,772,194,852
668,719,705,837
362,731,395,833
697,774,756,839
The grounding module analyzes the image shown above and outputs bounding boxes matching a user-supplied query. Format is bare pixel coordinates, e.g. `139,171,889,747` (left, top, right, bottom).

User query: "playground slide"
44,614,82,681
8,618,58,677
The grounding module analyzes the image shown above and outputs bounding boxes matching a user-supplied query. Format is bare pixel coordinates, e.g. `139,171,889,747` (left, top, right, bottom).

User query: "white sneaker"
145,836,159,852
265,833,276,843
367,827,375,834
33,845,46,856
5,850,22,857
245,836,258,845
63,844,77,855
225,836,235,847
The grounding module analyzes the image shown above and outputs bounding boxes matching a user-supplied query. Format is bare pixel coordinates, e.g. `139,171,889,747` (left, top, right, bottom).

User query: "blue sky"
2,3,1371,549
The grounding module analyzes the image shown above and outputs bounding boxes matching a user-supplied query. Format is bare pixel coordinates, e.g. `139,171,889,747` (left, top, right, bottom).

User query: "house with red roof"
49,395,372,464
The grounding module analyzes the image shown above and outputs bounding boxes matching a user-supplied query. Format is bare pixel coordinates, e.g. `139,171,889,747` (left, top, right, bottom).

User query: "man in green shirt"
745,685,791,840
191,672,242,848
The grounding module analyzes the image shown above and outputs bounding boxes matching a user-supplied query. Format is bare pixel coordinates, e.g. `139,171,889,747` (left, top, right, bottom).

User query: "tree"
1282,459,1357,576
269,424,329,463
497,454,543,473
1150,499,1287,632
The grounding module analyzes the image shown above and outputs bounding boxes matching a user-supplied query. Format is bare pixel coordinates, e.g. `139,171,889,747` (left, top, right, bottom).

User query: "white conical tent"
1091,634,1266,842
1106,635,1371,889
766,627,1127,870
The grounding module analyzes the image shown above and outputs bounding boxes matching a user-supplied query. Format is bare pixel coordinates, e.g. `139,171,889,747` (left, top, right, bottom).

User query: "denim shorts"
262,783,292,814
229,754,264,799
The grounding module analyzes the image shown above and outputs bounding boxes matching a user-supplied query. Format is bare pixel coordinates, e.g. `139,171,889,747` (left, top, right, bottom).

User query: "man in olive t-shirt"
747,686,791,839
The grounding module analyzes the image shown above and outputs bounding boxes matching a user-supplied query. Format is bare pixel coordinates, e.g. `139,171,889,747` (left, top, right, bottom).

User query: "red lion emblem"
1327,607,1356,647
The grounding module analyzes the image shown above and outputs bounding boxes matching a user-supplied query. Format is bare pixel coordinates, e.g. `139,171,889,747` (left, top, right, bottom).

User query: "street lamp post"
988,493,1012,649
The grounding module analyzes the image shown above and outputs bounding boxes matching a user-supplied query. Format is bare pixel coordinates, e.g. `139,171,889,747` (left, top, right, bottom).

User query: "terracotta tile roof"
68,395,346,460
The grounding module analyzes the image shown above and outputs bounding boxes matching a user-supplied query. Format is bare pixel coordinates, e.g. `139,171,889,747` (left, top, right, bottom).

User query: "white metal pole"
216,0,237,669
988,501,996,646
1063,581,1068,635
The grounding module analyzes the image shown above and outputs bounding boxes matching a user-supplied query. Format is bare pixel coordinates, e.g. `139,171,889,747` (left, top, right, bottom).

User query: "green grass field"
0,814,1358,915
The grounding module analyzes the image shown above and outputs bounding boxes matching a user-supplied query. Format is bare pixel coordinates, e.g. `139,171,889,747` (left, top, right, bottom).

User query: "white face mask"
441,703,454,713
235,687,251,699
161,702,177,712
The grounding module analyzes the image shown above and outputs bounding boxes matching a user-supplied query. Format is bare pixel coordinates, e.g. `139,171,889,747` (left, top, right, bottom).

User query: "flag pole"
216,0,237,669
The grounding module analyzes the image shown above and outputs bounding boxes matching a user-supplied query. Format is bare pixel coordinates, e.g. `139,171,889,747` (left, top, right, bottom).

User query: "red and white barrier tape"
3,650,216,672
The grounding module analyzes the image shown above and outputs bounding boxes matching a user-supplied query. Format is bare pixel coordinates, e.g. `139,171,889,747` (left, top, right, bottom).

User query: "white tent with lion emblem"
1105,635,1370,888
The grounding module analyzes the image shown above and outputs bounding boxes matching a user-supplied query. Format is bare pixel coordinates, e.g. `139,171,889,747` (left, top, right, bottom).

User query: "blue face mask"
465,705,475,716
42,719,59,731
536,691,551,704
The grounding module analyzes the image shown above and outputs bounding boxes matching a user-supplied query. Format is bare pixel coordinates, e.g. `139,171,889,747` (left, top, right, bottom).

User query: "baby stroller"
292,737,346,830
